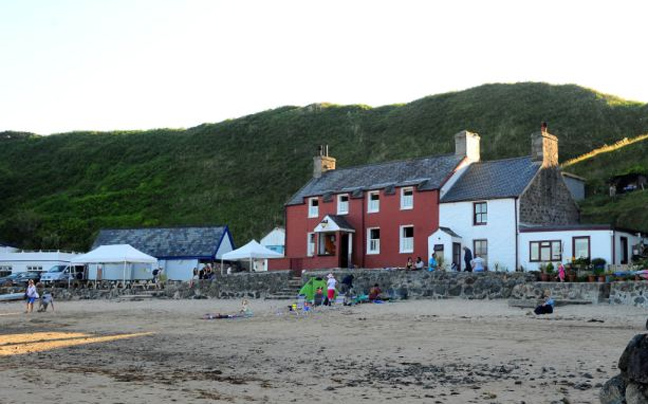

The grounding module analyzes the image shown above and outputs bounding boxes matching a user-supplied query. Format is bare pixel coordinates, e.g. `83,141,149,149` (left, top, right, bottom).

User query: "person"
157,267,166,289
428,253,438,272
340,274,354,294
314,287,324,306
326,273,337,305
190,268,199,287
405,257,414,271
558,263,566,282
471,255,485,272
152,267,160,286
534,290,555,315
240,299,252,316
25,279,39,314
415,257,424,270
463,247,473,272
226,265,232,275
38,291,55,312
198,266,205,280
368,283,382,302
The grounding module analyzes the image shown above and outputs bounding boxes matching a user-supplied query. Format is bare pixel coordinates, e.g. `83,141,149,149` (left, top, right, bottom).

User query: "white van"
40,264,86,284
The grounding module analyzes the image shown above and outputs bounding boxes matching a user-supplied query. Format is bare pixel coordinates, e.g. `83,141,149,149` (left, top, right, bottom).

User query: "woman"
25,279,39,314
405,257,414,271
415,257,424,270
534,290,555,315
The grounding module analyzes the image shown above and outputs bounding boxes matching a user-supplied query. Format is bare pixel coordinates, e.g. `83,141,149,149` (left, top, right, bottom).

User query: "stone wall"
306,270,536,300
519,167,580,225
164,270,294,299
510,281,610,304
609,281,648,308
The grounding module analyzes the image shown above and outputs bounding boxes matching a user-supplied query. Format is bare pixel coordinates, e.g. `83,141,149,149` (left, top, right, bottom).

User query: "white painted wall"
0,251,83,274
0,245,18,254
613,231,642,265
215,234,234,259
427,229,461,270
439,198,518,271
159,259,199,281
519,229,613,271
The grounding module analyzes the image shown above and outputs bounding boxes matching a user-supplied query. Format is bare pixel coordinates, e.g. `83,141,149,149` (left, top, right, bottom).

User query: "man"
471,255,485,272
463,247,473,272
38,291,54,312
340,274,354,294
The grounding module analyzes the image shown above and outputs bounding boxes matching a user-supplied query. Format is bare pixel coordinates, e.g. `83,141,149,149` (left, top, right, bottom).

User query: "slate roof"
92,226,231,259
441,156,541,203
287,154,464,205
438,226,462,238
327,215,355,231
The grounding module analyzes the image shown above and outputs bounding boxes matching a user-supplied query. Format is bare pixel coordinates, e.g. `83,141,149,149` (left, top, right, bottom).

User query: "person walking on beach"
25,279,39,314
557,263,566,282
463,247,473,272
38,291,55,312
326,273,337,306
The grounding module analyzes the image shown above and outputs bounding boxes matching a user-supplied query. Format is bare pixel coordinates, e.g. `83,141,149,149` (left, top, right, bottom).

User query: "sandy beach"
1,298,646,404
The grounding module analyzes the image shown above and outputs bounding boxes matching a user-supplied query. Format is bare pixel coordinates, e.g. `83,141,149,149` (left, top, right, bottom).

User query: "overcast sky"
1,0,647,135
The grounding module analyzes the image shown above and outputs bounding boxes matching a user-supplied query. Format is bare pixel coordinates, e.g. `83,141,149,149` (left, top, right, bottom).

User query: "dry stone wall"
519,168,580,225
609,281,648,308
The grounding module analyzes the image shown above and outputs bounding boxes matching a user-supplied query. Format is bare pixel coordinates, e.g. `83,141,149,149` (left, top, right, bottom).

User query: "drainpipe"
514,197,519,271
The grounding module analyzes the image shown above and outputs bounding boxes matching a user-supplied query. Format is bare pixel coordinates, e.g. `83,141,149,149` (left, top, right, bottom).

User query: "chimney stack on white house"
313,145,336,178
454,130,481,163
531,122,559,167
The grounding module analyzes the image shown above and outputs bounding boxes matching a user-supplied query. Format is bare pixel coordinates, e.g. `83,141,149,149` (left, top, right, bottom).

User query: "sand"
1,298,646,404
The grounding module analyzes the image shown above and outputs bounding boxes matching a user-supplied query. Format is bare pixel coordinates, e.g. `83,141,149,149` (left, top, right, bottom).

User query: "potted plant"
539,264,549,281
545,262,555,281
565,263,577,282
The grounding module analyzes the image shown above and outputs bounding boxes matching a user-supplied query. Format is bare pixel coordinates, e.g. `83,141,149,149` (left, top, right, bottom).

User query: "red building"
280,132,480,270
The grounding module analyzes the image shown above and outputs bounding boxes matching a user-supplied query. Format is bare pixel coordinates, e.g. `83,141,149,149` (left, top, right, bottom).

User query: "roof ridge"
322,152,457,174
99,225,227,231
473,155,536,165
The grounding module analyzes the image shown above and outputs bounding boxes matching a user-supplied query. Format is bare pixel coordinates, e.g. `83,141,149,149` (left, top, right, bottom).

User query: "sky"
1,0,647,135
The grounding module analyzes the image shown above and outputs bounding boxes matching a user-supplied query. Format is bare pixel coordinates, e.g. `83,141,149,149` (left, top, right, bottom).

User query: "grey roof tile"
288,154,463,205
441,157,541,203
92,226,230,259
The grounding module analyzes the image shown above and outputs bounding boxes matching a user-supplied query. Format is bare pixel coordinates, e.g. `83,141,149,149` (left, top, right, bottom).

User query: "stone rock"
626,382,648,404
618,334,648,384
599,374,626,404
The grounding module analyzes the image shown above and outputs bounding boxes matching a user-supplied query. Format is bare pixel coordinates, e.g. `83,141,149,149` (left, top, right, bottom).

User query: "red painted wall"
281,188,440,270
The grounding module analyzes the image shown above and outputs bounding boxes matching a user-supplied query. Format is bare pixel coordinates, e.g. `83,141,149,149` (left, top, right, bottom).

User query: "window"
573,236,590,260
337,194,349,215
473,202,487,225
318,233,336,255
473,239,488,269
529,240,562,262
367,228,380,254
308,197,319,218
27,266,43,272
400,187,414,210
400,225,414,253
367,191,380,213
306,233,316,257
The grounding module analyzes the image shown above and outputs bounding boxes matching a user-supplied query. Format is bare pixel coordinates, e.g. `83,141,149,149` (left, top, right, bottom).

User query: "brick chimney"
313,145,336,178
454,130,481,163
531,122,559,167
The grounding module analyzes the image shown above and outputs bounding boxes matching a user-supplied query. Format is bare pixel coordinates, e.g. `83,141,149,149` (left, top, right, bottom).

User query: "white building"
92,226,235,281
260,227,285,255
0,250,82,276
429,126,643,272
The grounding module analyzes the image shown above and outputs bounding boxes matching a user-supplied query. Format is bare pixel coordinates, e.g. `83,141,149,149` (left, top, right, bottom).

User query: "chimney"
313,145,336,178
531,122,559,167
454,130,481,163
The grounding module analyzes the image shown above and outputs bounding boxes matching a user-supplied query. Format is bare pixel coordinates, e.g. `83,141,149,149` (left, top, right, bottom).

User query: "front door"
621,237,629,264
340,233,349,268
453,242,462,271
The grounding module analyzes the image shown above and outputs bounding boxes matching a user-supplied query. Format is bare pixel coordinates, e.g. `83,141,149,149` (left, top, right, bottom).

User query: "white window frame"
399,225,414,253
337,194,349,215
367,191,380,213
306,233,316,257
400,187,414,210
367,227,381,255
308,197,319,218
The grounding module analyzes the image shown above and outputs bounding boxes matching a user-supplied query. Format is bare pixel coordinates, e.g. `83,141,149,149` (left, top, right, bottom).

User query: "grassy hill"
1,82,647,251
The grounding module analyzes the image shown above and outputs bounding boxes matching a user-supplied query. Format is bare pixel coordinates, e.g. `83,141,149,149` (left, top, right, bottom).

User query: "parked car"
40,264,85,284
0,271,41,287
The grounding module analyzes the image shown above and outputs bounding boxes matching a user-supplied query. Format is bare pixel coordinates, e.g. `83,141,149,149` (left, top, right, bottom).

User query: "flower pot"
567,274,577,282
540,273,550,282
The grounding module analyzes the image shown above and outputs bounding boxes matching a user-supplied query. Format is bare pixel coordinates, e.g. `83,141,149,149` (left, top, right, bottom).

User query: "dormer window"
337,194,349,215
367,191,380,213
400,187,414,210
308,197,319,218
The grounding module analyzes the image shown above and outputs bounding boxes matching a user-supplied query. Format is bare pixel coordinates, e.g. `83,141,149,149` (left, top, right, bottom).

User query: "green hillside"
565,134,648,231
1,82,647,251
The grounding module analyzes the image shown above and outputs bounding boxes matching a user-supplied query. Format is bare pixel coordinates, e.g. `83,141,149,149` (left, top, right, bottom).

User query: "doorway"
453,242,461,271
340,233,349,268
620,237,629,264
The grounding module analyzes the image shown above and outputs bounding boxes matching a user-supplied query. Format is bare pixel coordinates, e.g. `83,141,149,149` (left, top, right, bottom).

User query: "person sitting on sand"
314,287,324,306
37,291,55,312
368,284,383,302
534,290,555,315
240,299,252,316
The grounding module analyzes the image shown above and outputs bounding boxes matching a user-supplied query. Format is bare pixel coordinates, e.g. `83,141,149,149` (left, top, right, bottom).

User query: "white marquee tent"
221,240,283,273
71,244,158,282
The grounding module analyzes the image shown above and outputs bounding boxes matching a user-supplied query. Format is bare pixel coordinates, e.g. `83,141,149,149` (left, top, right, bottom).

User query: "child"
558,263,566,282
